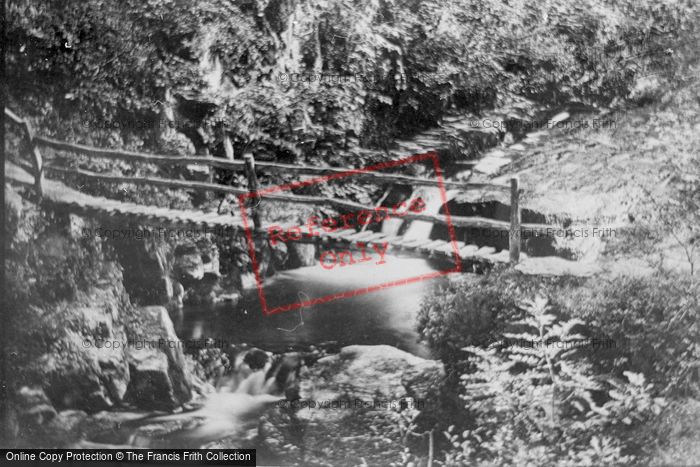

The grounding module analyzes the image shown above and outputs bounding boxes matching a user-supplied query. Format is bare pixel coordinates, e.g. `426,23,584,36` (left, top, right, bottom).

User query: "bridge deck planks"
343,230,377,243
5,162,247,230
322,229,353,240
7,161,587,274
474,246,497,257
459,244,480,257
356,232,389,244
398,238,424,249
420,239,447,253
435,242,459,254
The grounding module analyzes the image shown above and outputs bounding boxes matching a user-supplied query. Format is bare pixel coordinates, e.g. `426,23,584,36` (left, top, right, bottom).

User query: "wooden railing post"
243,152,262,230
23,119,44,199
5,108,43,198
509,177,521,264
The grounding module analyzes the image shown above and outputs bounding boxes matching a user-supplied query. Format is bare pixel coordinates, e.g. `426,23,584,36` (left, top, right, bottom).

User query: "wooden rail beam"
44,164,250,196
43,164,552,233
4,108,25,126
34,135,506,192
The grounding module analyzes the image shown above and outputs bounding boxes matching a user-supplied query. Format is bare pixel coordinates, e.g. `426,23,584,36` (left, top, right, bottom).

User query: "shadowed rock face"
5,192,133,414
9,386,58,441
174,245,206,283
4,192,200,441
101,230,173,306
125,306,193,411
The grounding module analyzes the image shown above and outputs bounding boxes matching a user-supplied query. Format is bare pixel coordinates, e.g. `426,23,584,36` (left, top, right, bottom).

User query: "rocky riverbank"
10,341,446,466
6,183,440,458
4,186,205,443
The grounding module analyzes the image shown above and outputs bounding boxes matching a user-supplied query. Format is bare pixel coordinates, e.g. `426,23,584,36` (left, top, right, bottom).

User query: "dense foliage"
416,269,699,464
6,1,205,128
416,269,580,376
453,297,665,465
6,0,698,164
4,190,133,406
572,275,700,397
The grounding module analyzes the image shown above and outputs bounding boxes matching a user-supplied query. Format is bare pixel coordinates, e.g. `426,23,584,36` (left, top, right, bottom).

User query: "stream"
82,255,444,450
176,256,442,358
174,186,452,358
81,189,449,450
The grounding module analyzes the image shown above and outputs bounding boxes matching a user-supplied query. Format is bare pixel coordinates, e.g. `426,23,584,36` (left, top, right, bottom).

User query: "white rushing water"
127,351,286,448
381,186,458,240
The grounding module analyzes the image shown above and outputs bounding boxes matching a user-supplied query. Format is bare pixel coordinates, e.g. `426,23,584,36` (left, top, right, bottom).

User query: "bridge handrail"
34,134,507,192
44,163,546,232
6,107,529,263
5,107,25,126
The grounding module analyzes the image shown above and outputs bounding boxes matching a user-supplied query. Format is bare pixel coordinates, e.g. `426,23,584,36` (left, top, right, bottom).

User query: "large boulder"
269,242,289,272
21,268,133,412
125,306,193,410
173,240,220,283
38,330,130,412
10,386,57,440
260,345,444,466
126,349,179,411
183,272,219,305
173,240,232,304
298,345,440,400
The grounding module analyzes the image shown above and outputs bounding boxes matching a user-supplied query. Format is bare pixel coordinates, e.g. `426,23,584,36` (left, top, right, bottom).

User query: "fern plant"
445,296,663,466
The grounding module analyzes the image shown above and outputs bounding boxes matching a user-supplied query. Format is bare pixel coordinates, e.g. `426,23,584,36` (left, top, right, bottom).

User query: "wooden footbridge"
5,107,558,268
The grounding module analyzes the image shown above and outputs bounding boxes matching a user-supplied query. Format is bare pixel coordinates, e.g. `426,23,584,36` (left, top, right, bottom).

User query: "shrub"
416,269,698,464
446,297,665,466
570,274,700,397
418,269,699,396
416,267,582,376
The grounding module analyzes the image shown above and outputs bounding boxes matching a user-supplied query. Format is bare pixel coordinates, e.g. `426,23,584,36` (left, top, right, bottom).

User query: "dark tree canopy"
7,0,696,161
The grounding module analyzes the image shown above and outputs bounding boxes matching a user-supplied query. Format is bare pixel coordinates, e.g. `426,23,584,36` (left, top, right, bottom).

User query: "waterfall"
381,214,404,237
381,187,458,240
121,348,295,448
